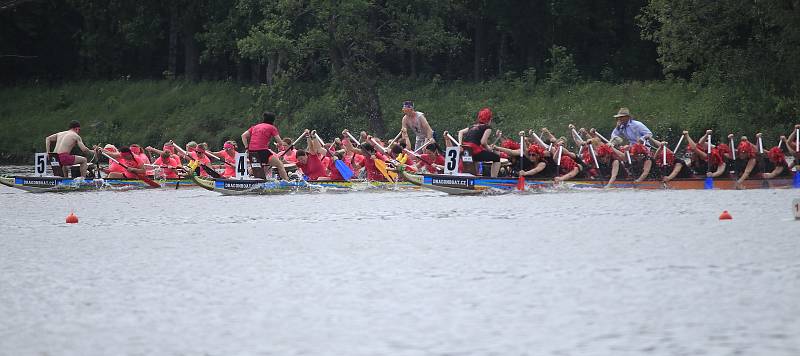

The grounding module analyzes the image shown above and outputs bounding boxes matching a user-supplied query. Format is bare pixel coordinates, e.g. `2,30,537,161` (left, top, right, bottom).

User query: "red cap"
477,108,492,124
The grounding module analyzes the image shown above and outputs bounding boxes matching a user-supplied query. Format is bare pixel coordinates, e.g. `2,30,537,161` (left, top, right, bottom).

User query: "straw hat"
613,107,631,118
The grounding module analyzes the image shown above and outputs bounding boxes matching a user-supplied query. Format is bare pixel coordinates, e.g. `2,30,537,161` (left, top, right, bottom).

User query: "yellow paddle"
374,157,395,182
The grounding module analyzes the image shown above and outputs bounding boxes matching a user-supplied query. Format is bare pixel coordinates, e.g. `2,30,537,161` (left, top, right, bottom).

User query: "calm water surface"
1,166,799,355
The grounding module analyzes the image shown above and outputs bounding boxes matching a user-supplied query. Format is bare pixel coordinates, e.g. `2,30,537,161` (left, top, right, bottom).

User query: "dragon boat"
190,174,418,195
0,175,195,193
400,170,799,195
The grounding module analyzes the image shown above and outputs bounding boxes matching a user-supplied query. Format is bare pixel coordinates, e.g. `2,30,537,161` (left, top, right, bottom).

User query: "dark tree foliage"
1,0,797,129
0,0,661,83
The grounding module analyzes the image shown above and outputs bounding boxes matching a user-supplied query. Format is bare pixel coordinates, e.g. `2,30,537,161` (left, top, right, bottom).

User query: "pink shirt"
248,123,279,150
217,150,237,178
153,156,181,179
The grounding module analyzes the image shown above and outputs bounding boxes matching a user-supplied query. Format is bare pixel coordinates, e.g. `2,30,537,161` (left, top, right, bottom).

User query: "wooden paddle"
101,151,160,188
314,132,354,180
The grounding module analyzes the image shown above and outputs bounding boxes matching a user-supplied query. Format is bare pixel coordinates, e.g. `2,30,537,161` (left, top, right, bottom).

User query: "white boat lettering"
23,179,58,186
431,178,472,187
224,182,257,189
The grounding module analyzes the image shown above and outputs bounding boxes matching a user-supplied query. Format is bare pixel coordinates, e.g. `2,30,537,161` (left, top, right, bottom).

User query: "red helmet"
737,140,756,158
501,138,520,150
767,146,785,164
527,144,545,157
477,108,492,124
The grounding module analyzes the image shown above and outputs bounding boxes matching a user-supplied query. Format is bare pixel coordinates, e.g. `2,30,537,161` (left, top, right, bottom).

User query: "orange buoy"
719,210,732,220
66,212,79,224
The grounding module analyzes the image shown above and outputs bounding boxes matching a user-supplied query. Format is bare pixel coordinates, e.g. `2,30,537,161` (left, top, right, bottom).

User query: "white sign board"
235,152,250,180
34,153,47,177
444,147,460,175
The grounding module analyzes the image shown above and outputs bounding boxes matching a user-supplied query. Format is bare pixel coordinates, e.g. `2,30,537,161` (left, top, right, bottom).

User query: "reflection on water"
1,166,799,355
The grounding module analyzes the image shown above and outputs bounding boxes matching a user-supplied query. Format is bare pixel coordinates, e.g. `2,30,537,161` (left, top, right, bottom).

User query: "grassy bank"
0,79,791,163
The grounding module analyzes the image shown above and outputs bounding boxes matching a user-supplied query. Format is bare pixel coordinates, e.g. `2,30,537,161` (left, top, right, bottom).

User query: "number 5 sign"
34,153,47,177
444,147,460,175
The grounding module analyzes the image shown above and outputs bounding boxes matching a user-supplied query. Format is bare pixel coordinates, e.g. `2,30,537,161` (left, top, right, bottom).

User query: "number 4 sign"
235,152,250,179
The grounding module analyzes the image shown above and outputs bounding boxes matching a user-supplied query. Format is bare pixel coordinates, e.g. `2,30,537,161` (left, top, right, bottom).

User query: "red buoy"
719,210,732,220
66,212,79,224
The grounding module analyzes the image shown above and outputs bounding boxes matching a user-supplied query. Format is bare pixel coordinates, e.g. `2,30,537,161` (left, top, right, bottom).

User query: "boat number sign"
235,153,249,180
444,147,460,175
34,153,47,177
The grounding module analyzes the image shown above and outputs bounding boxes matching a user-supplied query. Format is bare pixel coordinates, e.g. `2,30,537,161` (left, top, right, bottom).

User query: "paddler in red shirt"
103,146,146,179
346,138,390,181
151,151,181,178
210,140,238,178
415,142,445,173
129,144,151,165
295,130,330,181
242,111,289,180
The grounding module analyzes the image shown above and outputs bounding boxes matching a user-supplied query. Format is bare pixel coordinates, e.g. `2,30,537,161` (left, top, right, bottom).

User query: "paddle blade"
201,164,221,178
374,159,394,182
334,159,353,180
794,171,800,188
138,174,161,188
704,176,713,189
517,175,525,191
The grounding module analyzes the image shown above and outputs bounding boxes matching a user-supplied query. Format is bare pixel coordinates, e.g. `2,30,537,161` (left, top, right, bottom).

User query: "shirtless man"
401,101,433,151
44,120,97,177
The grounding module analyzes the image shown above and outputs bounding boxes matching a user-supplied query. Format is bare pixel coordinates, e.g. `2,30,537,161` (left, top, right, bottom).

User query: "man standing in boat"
609,107,652,147
44,120,98,178
242,111,290,180
401,101,433,151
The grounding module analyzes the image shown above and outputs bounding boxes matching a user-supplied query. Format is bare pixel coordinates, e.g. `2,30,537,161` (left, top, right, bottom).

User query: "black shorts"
472,150,500,162
249,150,273,166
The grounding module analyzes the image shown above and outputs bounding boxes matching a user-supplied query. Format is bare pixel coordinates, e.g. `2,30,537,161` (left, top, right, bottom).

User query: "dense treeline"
1,0,798,149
